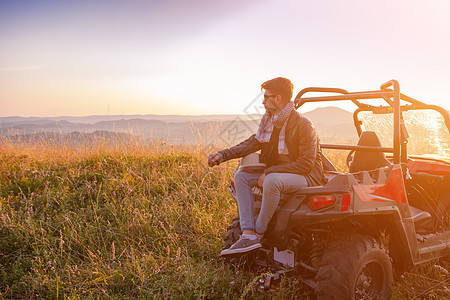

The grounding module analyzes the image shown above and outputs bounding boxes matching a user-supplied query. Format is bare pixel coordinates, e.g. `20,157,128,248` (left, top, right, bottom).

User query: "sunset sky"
1,0,450,117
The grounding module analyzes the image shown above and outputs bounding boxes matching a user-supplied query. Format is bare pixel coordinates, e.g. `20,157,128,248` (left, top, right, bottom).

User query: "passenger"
208,77,325,256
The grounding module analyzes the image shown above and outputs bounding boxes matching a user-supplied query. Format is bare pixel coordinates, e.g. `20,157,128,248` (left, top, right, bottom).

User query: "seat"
409,205,432,230
349,131,391,173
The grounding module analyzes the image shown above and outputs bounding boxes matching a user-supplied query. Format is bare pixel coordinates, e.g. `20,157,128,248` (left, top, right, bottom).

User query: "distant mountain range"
1,106,358,146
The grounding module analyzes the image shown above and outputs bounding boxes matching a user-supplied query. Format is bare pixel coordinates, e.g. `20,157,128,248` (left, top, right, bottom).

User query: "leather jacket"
218,110,325,186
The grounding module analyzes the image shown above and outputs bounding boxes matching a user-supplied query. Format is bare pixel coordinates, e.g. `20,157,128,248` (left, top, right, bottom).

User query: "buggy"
223,79,450,299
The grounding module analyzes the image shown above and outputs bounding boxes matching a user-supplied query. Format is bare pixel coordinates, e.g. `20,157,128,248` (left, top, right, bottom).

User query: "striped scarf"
255,101,294,154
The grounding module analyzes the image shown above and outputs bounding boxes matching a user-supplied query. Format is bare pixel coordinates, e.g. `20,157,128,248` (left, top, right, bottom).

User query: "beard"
264,106,275,116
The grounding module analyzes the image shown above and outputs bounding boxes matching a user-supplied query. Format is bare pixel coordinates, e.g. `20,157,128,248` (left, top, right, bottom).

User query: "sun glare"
358,110,450,160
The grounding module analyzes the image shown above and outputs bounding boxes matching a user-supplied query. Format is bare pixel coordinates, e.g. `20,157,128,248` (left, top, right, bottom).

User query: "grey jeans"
234,171,308,233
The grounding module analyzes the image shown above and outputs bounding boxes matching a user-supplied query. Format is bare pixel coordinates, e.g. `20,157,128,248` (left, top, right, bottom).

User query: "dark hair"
261,77,293,103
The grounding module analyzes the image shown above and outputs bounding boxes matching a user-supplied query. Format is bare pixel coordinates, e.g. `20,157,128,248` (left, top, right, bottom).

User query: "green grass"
0,140,448,299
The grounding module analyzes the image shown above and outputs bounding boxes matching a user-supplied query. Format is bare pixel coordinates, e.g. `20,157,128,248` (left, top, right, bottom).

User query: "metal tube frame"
294,79,450,164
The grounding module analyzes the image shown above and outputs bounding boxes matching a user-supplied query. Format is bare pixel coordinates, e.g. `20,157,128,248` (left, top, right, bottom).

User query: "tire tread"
315,234,392,300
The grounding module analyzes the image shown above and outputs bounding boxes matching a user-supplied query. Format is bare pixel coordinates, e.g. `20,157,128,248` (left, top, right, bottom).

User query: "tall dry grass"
0,137,448,299
1,138,244,299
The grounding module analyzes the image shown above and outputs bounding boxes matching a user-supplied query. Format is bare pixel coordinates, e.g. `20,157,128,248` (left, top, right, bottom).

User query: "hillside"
3,131,145,146
1,107,357,144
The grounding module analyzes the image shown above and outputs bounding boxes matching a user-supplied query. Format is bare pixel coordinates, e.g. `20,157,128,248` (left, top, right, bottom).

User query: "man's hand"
257,173,266,188
208,153,222,167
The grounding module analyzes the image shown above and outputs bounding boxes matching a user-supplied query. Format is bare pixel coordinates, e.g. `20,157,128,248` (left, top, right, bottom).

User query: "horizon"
0,105,349,119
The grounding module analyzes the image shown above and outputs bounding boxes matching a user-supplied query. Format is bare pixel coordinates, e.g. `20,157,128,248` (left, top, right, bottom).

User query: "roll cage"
294,79,450,165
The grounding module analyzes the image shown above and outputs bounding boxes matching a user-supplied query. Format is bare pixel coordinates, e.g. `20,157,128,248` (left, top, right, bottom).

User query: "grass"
0,139,448,299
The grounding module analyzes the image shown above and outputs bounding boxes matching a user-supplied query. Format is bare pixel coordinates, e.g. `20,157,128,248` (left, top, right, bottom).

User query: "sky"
1,0,450,117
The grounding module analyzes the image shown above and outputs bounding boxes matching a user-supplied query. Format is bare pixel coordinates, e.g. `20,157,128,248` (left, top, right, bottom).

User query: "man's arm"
264,122,319,175
218,134,262,162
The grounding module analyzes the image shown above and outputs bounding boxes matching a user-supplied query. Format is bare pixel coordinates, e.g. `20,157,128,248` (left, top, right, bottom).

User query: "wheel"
346,149,355,169
223,217,241,250
222,217,256,267
315,234,393,300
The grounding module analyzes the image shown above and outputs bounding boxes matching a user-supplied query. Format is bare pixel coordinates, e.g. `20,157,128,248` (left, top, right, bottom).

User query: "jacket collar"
285,109,299,133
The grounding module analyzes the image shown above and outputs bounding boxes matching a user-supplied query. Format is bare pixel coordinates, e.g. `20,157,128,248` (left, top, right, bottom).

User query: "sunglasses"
263,94,278,101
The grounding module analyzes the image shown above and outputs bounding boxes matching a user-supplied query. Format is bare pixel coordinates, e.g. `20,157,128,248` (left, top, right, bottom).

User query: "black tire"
315,234,393,300
223,217,241,250
222,217,255,267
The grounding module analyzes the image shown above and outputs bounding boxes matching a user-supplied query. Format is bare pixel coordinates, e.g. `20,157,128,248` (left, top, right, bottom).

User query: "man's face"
262,90,283,116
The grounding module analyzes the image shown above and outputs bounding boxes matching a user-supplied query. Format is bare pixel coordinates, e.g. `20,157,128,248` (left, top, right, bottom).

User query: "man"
208,77,325,256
